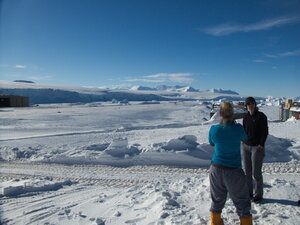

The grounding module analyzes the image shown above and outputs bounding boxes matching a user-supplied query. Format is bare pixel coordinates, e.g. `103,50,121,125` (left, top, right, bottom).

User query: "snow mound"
104,138,141,158
0,146,39,161
158,136,213,160
0,178,72,197
85,143,110,151
286,116,297,122
264,135,293,162
162,135,199,151
187,143,214,159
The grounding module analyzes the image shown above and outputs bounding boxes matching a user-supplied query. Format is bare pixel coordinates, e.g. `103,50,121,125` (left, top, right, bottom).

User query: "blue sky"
0,0,300,97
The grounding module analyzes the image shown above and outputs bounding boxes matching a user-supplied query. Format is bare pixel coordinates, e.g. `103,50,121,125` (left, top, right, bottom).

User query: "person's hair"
220,101,234,124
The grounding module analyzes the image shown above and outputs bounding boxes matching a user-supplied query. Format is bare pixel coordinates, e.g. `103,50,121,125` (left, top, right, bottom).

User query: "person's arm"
208,127,215,146
242,117,248,144
259,113,268,147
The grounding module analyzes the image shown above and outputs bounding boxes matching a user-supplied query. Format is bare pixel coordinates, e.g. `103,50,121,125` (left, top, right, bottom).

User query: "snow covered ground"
0,102,299,225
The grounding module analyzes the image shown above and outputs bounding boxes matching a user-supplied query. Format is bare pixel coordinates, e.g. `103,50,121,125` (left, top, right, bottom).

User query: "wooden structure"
290,102,300,120
280,99,300,121
0,95,29,107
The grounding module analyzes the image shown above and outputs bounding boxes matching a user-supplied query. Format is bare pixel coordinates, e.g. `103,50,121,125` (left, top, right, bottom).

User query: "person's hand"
258,145,264,150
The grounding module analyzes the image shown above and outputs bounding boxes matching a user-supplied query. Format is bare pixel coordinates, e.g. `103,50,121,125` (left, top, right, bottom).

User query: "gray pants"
242,144,264,198
209,165,251,218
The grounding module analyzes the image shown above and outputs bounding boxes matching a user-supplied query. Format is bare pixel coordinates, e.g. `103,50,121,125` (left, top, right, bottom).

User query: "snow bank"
104,138,140,158
264,135,293,162
286,116,297,122
162,135,199,151
0,178,72,197
140,100,160,104
0,134,296,166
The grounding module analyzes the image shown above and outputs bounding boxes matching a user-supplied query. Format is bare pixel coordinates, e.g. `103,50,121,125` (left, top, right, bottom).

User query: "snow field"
0,102,300,224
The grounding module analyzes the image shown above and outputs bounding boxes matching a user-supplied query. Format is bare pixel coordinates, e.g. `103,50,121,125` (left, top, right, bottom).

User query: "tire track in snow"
0,161,299,188
0,162,207,188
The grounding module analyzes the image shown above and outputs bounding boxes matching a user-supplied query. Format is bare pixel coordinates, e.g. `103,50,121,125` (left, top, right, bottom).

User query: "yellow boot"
210,212,224,225
240,215,253,225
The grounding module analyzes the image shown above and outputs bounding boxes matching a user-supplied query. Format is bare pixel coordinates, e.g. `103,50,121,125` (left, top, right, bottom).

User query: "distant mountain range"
294,96,300,102
130,85,239,94
205,88,239,95
0,80,244,104
130,85,198,92
130,86,157,91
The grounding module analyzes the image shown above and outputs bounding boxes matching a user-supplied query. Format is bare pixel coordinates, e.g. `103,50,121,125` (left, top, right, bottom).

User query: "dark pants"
209,165,251,218
242,144,264,198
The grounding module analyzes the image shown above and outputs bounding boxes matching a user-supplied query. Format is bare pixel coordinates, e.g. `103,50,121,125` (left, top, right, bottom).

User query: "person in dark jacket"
243,97,268,203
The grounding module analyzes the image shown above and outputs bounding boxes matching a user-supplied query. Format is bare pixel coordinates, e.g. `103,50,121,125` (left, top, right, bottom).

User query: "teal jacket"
208,122,247,168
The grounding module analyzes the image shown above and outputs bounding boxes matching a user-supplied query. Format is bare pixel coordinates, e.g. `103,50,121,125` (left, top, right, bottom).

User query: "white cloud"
278,49,300,57
201,23,241,36
125,73,196,84
112,84,131,89
170,77,195,83
265,49,300,58
145,73,193,78
202,16,300,36
264,53,278,58
253,59,266,63
272,66,278,70
125,78,165,83
15,65,27,69
3,74,53,81
0,64,28,69
97,86,108,89
82,86,96,88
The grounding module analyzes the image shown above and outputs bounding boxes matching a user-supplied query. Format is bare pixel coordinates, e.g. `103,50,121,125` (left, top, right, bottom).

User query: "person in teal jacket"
208,101,252,225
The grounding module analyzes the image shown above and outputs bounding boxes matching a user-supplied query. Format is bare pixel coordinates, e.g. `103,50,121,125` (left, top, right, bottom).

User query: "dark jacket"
243,110,268,146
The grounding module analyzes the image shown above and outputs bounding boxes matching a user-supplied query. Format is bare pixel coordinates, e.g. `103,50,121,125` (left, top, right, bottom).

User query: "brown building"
280,99,300,121
0,95,29,107
290,102,300,120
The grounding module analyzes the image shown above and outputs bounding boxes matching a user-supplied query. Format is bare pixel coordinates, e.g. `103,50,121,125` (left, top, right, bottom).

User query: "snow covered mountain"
176,86,198,92
205,88,239,95
130,85,157,91
294,96,300,101
0,80,170,104
155,85,198,92
1,80,244,104
130,85,198,92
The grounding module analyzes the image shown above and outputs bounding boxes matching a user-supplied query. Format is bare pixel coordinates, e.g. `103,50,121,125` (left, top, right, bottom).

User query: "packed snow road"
1,161,300,188
0,162,209,188
1,162,300,225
